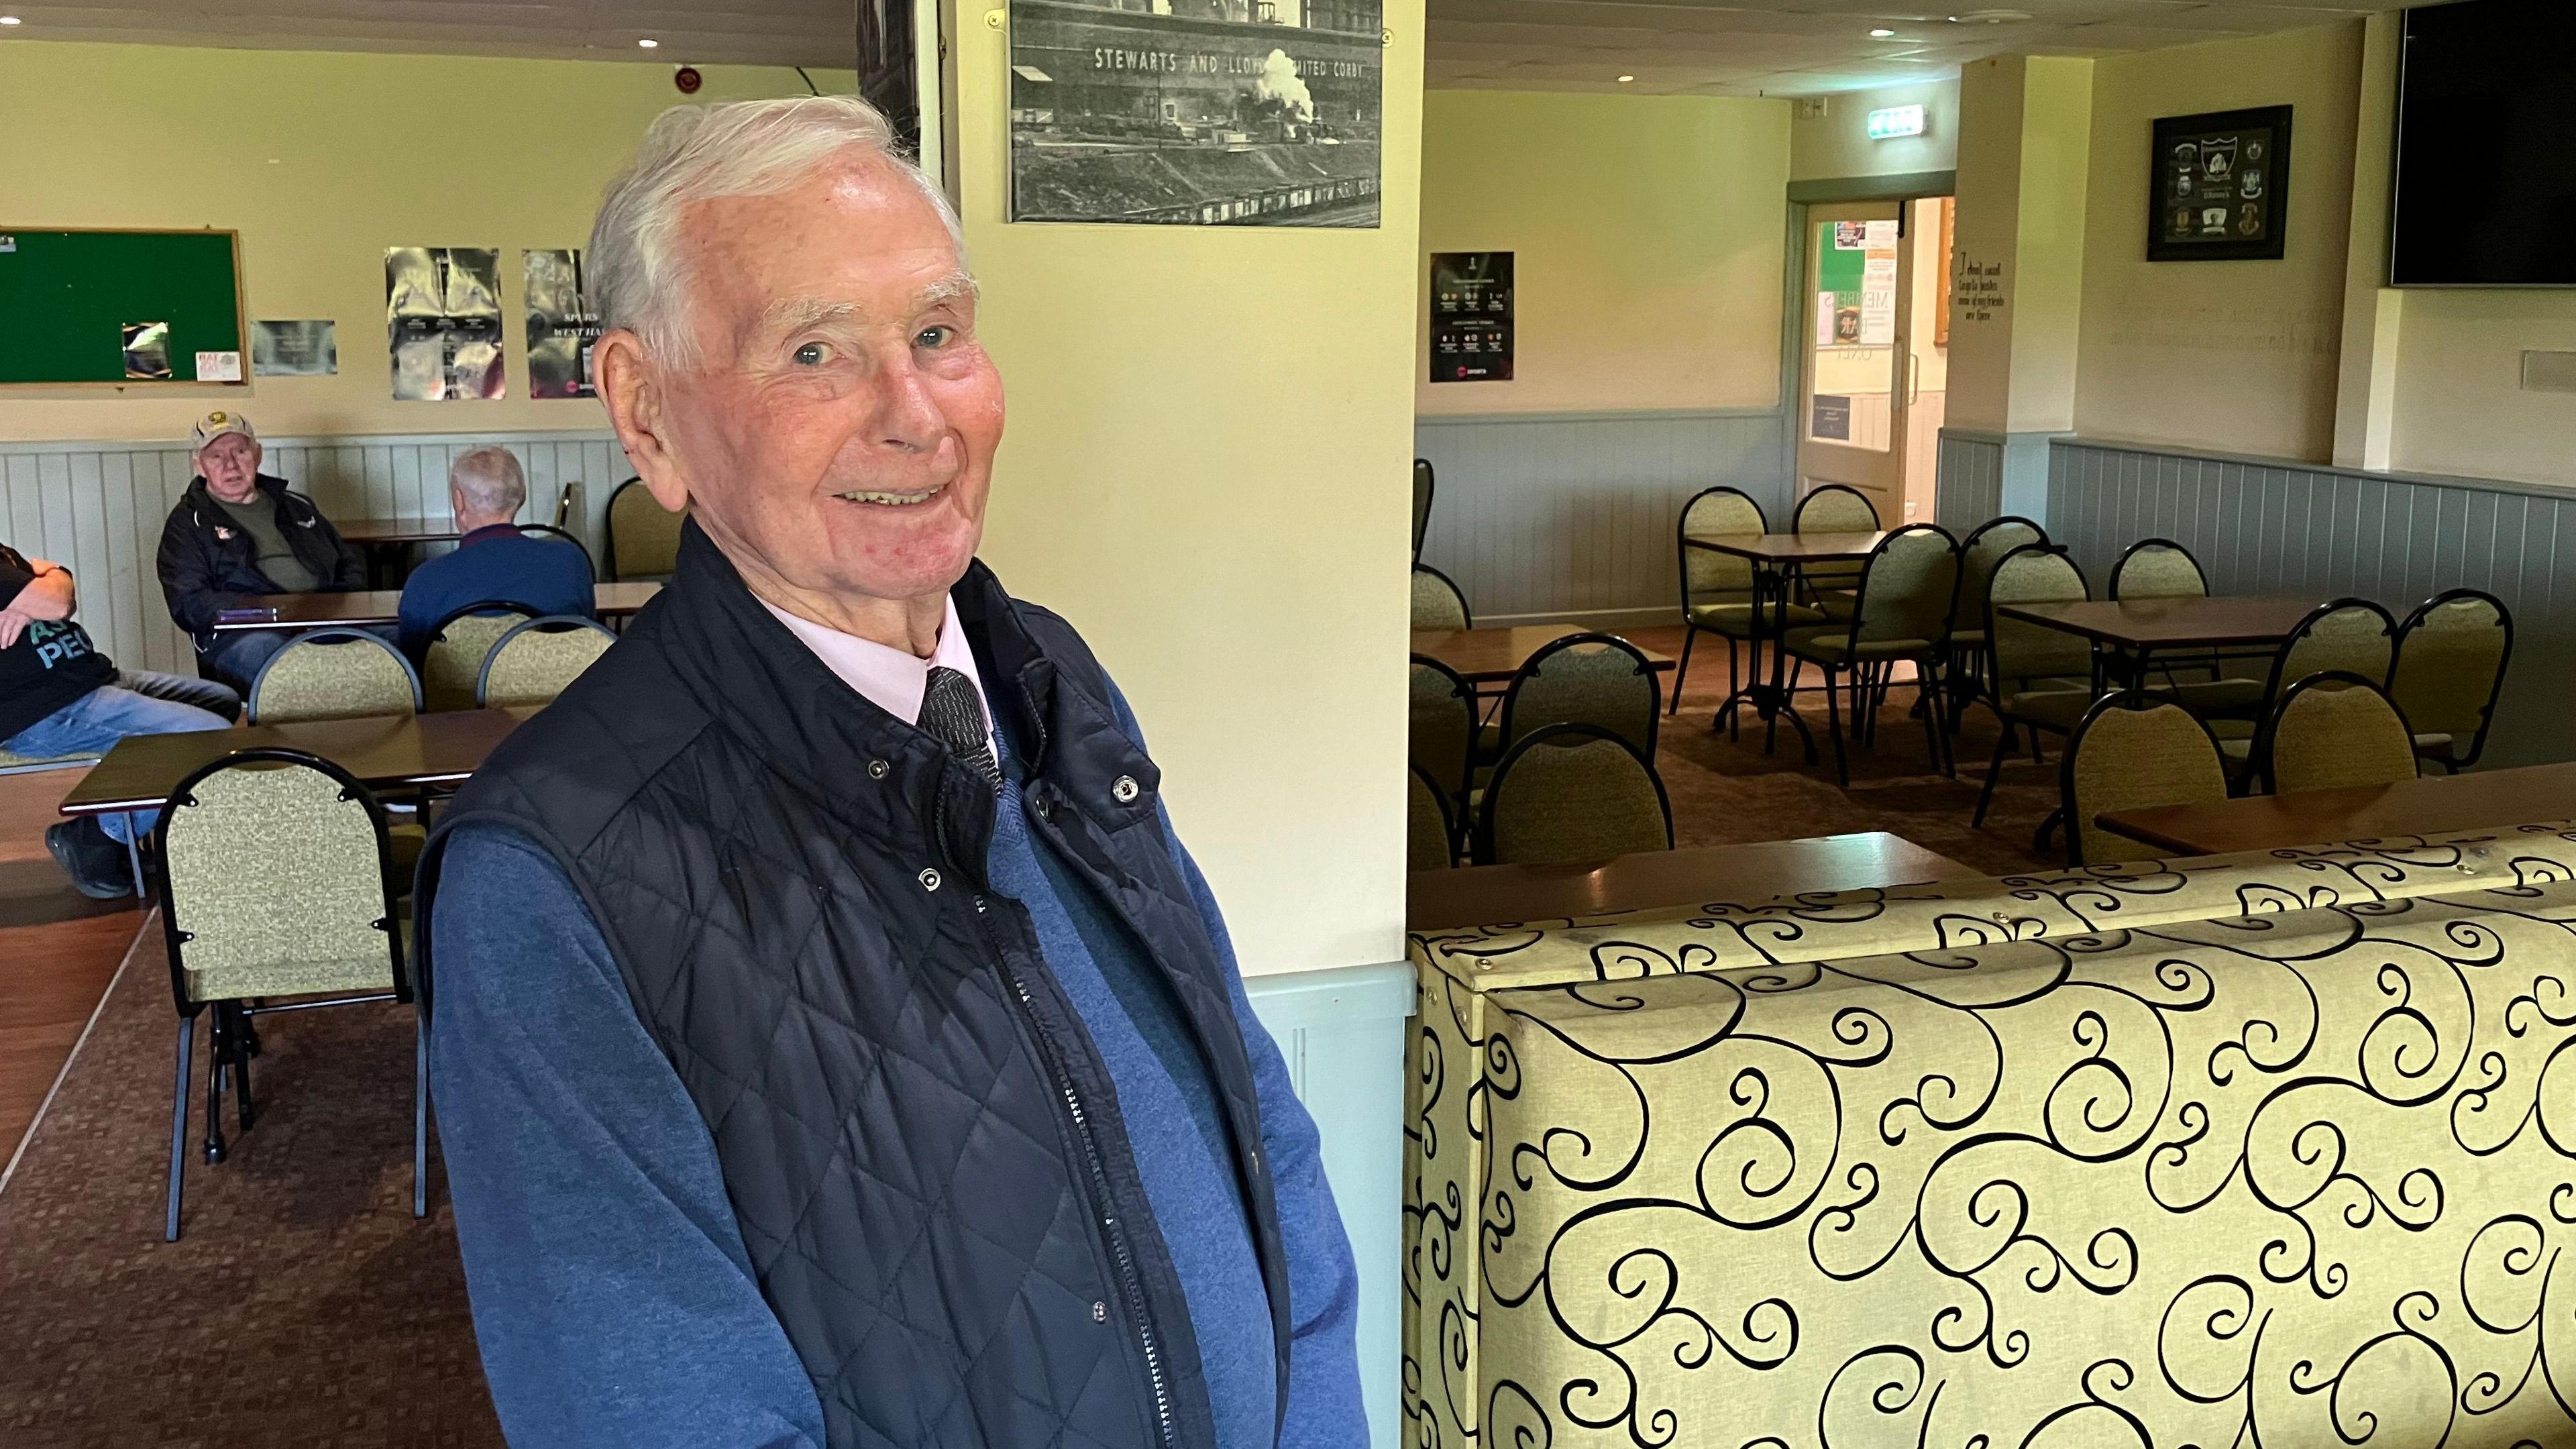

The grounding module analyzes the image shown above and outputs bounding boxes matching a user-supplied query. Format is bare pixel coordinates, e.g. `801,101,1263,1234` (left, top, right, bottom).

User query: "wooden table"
337,516,462,587
58,708,532,818
209,580,660,633
1407,830,1973,932
1998,595,2318,693
2096,761,2576,857
1682,532,1888,762
1410,623,1676,686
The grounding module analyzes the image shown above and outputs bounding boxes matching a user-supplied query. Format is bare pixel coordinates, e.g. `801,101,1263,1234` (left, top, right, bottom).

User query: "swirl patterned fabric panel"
1404,866,2576,1448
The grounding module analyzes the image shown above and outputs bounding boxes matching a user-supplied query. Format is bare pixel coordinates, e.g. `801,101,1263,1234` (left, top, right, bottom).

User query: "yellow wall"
1414,90,1788,416
1947,56,2093,436
1789,79,1957,184
2071,23,2364,462
961,4,1426,975
0,42,849,443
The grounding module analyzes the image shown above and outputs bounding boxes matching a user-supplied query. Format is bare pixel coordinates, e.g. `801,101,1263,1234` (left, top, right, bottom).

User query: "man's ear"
596,329,690,514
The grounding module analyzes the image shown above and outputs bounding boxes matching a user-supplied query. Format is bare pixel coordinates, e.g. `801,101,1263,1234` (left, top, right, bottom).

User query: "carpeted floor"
0,630,2062,1443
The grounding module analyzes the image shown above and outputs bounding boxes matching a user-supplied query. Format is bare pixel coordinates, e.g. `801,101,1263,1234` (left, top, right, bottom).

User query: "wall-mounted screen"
2391,0,2576,287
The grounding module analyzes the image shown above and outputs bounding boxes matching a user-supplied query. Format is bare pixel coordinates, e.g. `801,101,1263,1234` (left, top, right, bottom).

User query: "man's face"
627,155,1003,610
196,433,262,504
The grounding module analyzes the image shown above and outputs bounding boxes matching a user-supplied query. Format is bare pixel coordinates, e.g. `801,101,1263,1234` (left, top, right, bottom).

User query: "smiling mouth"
833,483,948,508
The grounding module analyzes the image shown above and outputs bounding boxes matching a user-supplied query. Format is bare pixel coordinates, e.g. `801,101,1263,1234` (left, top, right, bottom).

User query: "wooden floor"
0,767,141,1169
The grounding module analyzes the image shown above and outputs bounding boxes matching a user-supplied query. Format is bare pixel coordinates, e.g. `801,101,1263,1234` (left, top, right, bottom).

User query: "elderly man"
394,446,593,655
1,542,237,896
155,411,366,691
416,95,1364,1449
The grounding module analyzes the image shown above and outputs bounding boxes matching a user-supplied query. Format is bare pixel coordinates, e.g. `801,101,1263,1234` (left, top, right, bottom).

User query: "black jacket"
156,474,365,644
413,523,1291,1449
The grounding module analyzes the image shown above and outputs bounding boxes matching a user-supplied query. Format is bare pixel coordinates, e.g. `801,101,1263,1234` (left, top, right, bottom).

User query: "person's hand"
0,606,28,651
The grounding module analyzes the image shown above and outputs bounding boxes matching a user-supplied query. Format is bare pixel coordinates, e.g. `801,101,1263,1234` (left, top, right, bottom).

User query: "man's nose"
873,359,946,455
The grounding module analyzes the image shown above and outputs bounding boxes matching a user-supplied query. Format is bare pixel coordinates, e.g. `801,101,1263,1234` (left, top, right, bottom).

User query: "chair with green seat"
2391,588,2512,773
2060,691,2230,866
1972,543,2094,828
421,600,538,712
246,629,422,724
1409,653,1478,845
1474,723,1673,867
2204,598,2398,780
603,477,683,581
2107,537,2208,600
2259,672,2419,796
1792,484,1881,619
476,614,617,708
1408,763,1458,871
1412,458,1436,564
1495,632,1661,765
151,748,423,1241
1410,564,1472,631
1949,516,2048,714
1782,524,1959,786
1671,485,1786,715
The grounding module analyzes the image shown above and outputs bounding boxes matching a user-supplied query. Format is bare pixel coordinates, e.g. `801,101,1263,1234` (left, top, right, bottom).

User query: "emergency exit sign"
1868,104,1927,140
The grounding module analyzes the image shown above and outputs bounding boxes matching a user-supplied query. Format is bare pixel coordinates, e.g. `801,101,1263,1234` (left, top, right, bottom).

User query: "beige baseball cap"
189,410,256,451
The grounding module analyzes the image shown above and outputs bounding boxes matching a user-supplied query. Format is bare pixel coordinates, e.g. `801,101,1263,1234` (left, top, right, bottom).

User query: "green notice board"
0,229,246,386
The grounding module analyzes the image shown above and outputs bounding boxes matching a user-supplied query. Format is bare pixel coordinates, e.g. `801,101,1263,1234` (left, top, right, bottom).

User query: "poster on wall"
2148,105,2292,262
523,249,600,400
1006,0,1383,226
1428,252,1511,383
252,320,339,376
1817,219,1898,347
385,246,504,401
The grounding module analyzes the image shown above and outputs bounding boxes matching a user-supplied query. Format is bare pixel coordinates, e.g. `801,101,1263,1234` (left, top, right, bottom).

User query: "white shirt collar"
757,593,998,758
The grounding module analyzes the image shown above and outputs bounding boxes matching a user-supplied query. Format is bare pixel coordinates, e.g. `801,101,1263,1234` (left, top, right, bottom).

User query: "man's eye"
916,326,952,349
793,342,828,366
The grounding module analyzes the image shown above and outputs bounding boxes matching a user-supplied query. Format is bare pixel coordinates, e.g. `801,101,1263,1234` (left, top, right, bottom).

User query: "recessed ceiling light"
1947,9,2033,21
1869,28,1896,38
0,16,23,25
1617,74,1635,83
637,36,659,48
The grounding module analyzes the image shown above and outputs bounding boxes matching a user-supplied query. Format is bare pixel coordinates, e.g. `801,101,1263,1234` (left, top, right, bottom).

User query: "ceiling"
1427,0,2423,96
0,0,2426,93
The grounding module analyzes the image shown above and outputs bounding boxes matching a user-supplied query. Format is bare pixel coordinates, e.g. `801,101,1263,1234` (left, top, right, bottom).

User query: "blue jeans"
199,629,294,696
6,674,233,843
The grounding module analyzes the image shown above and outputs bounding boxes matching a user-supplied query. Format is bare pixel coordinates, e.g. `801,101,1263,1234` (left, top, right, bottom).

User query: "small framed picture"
2147,105,2292,262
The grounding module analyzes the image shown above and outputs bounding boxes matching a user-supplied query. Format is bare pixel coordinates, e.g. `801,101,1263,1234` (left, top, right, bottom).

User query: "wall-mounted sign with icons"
2148,105,2292,262
1866,104,1926,141
1429,252,1513,383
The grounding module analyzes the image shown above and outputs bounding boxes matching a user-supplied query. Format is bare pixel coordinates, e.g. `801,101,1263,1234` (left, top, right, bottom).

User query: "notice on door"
1860,219,1898,347
1811,394,1853,441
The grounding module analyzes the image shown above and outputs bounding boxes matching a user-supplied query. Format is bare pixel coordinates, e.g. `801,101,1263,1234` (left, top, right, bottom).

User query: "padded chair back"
1794,484,1880,535
1986,545,2092,692
1407,764,1458,871
2061,692,2229,865
1849,524,1960,647
2392,589,2512,753
2108,538,2208,601
2264,673,2418,795
1409,654,1479,803
2269,598,2396,696
1479,724,1672,866
1956,517,2047,634
604,478,683,580
515,523,598,583
478,614,618,707
1677,486,1766,604
1498,632,1662,759
246,629,421,724
1410,565,1472,631
154,749,405,1009
1411,458,1435,563
423,603,537,712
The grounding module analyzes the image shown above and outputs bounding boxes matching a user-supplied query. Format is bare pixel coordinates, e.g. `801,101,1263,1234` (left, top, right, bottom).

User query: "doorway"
1795,195,1953,530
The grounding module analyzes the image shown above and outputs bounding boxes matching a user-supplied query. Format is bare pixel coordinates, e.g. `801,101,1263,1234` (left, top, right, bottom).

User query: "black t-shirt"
0,545,116,743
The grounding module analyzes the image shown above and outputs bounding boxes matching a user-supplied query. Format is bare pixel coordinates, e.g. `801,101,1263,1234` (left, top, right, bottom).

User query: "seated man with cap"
154,411,367,692
396,446,594,657
1,541,238,898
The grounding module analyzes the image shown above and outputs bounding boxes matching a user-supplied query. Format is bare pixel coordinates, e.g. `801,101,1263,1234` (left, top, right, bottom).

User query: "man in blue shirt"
396,445,592,655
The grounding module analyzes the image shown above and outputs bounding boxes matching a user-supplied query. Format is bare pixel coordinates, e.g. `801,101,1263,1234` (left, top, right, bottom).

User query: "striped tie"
918,664,1002,794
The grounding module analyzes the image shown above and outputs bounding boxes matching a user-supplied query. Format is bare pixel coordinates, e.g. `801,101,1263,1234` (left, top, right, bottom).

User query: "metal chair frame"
514,522,599,583
2106,537,2210,601
1411,563,1473,631
245,627,423,722
1784,523,1959,786
1409,761,1460,869
602,477,681,581
1970,542,2091,829
476,613,619,706
2392,587,2514,773
1495,631,1664,763
1472,722,1674,867
1412,458,1436,564
2059,688,2229,867
2255,670,2419,796
1670,484,1771,717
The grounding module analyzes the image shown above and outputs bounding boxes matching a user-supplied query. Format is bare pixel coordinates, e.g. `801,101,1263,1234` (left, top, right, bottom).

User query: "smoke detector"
1947,9,2033,21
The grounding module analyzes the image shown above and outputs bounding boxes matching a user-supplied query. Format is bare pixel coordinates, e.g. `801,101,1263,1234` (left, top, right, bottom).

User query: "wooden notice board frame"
0,227,249,388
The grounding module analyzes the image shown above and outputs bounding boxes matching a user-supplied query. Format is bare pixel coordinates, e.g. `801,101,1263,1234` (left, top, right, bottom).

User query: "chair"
1411,564,1472,631
423,601,538,712
2107,538,2208,600
1793,484,1882,617
1672,486,1787,716
1407,764,1458,871
152,749,421,1240
1495,632,1662,765
2261,672,2419,795
1475,723,1673,867
1782,525,1960,786
1411,458,1435,564
1409,653,1479,808
1949,516,2049,704
2060,691,2229,865
517,522,598,582
551,481,576,530
603,478,682,580
246,629,422,724
477,614,618,707
2392,588,2512,772
1972,543,2094,828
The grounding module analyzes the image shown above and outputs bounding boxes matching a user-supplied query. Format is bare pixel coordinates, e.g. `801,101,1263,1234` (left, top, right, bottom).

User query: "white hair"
589,94,966,368
449,445,527,519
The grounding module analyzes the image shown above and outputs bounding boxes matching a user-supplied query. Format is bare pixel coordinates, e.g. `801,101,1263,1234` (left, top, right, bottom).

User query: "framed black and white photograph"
2148,105,2292,262
1008,0,1384,227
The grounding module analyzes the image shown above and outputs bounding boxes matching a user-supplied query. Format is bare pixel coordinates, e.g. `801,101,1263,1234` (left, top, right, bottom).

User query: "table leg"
1711,562,1817,764
122,810,146,899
